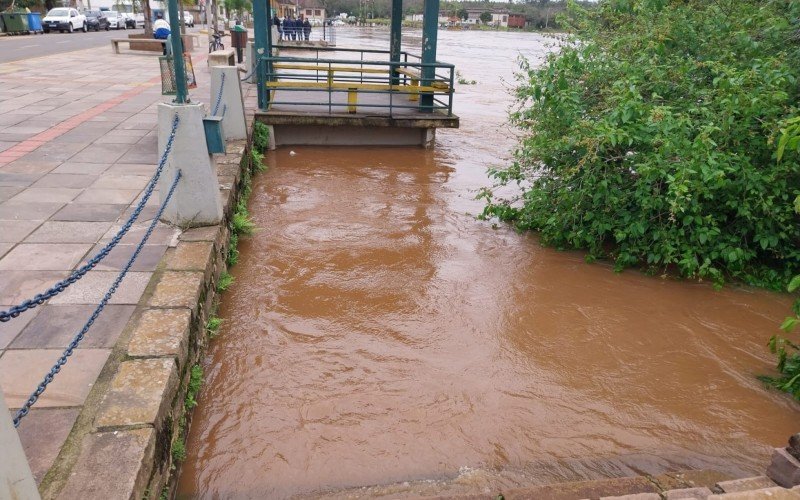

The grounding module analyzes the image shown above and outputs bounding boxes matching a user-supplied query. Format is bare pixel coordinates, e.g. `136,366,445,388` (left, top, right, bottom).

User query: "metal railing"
276,23,336,45
260,47,455,117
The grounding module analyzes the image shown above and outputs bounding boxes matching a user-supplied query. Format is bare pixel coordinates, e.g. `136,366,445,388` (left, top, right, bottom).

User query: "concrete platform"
256,88,459,147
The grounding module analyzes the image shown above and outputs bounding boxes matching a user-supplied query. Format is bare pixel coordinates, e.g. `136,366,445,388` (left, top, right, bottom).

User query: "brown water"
176,29,800,499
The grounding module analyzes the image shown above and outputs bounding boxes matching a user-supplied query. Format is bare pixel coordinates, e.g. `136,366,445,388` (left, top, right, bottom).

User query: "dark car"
85,10,110,31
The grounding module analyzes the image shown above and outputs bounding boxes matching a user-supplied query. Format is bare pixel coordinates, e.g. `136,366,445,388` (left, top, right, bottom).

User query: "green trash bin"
230,26,247,63
1,12,30,34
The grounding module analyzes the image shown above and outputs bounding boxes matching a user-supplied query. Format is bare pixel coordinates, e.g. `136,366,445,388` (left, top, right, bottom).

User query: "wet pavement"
177,29,800,499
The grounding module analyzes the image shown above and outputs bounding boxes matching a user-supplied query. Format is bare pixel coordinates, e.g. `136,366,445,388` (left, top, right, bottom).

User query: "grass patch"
184,364,203,410
171,436,187,462
217,271,234,292
253,121,270,152
206,316,223,339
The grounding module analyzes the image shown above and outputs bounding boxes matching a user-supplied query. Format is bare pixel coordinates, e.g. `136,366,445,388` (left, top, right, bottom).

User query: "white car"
42,8,87,33
182,10,194,27
107,10,126,29
134,12,145,27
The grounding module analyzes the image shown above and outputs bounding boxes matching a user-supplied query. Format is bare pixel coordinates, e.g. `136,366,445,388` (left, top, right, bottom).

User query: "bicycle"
209,29,224,52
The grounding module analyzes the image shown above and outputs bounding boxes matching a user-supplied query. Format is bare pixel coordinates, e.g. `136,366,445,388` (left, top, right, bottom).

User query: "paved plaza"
0,33,233,489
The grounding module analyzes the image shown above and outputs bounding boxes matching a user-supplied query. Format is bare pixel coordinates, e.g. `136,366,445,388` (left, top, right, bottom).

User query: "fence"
0,114,183,428
276,23,336,45
261,46,455,116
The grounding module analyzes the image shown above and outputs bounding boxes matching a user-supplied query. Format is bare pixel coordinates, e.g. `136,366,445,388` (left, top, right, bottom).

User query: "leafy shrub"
482,0,800,288
217,271,235,292
253,121,270,152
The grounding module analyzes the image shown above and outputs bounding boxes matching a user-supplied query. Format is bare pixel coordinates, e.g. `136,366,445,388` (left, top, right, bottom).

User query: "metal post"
0,393,40,500
253,0,269,110
389,0,402,86
168,0,188,104
420,0,438,113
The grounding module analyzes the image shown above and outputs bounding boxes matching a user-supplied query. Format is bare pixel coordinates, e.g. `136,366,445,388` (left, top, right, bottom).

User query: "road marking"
20,44,40,49
57,40,70,44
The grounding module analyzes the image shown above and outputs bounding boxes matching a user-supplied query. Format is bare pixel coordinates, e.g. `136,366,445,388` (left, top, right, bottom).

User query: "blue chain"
0,114,180,324
212,72,226,116
13,170,183,427
239,58,262,82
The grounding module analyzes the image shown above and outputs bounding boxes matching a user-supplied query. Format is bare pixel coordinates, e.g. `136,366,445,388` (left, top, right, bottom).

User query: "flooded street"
176,29,800,499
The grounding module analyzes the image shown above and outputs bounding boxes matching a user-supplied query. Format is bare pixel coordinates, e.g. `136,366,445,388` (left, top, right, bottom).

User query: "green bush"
482,0,800,288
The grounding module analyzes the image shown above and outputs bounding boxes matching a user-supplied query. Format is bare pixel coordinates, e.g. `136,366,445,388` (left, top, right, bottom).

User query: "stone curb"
44,132,253,499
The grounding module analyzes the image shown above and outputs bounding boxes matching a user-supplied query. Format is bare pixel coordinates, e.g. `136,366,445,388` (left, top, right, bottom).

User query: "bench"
111,34,199,54
209,48,235,67
265,80,452,114
111,38,165,54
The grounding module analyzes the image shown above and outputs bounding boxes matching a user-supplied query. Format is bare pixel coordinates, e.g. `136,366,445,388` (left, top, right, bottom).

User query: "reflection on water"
176,28,799,499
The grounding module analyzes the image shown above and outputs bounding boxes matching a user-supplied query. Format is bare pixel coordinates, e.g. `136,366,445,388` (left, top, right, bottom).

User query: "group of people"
273,14,312,41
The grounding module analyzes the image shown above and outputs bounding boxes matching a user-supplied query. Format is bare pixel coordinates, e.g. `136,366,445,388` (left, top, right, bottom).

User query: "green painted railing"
260,47,455,116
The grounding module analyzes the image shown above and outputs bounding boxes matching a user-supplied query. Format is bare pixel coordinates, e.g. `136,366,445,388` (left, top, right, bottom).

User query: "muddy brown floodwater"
176,29,800,499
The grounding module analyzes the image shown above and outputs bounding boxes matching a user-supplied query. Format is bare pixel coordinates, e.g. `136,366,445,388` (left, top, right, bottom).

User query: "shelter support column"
420,0,438,113
254,0,270,110
390,0,402,86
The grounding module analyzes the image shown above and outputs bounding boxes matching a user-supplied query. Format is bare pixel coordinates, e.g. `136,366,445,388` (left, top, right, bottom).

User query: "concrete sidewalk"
0,37,239,494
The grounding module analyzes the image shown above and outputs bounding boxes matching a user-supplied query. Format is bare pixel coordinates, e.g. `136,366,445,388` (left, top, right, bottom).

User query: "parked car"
134,12,145,27
85,10,110,31
182,10,194,27
106,11,126,30
42,8,87,33
122,13,136,28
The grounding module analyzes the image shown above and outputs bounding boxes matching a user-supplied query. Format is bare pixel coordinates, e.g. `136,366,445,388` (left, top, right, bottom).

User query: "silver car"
107,10,126,29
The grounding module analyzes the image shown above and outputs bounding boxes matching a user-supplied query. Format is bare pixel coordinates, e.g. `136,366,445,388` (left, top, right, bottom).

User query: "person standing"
303,17,311,41
273,13,282,41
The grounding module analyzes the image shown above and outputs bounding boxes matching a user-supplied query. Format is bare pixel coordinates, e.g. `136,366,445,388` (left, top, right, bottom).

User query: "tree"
479,10,491,23
456,8,467,20
482,0,800,288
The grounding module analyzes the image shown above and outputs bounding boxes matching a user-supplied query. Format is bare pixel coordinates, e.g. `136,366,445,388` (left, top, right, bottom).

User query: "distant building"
507,13,525,28
491,11,508,27
298,0,325,23
276,0,298,18
463,8,507,27
405,13,452,24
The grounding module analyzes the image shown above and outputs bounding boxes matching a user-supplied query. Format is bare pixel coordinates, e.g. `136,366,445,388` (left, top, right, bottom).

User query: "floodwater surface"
176,29,800,499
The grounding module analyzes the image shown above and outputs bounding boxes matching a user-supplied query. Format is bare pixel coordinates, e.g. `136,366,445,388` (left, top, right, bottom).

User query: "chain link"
13,170,183,427
0,114,180,324
239,57,262,82
212,72,226,116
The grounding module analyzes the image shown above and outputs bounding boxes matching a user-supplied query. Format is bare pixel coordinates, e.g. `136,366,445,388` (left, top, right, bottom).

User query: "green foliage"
206,316,223,339
253,121,271,153
479,11,492,23
231,207,256,236
762,122,800,401
184,364,203,410
227,232,239,267
217,271,235,292
484,0,800,289
251,149,267,173
172,437,187,462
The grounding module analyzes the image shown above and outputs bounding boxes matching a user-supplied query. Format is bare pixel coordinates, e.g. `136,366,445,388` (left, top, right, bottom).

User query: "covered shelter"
250,0,459,147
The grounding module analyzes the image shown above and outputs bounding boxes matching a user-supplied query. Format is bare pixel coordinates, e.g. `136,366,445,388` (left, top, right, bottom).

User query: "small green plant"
227,232,239,267
184,364,203,410
217,271,235,292
251,148,267,173
172,437,187,462
159,486,170,500
231,209,256,236
206,316,223,339
253,121,271,152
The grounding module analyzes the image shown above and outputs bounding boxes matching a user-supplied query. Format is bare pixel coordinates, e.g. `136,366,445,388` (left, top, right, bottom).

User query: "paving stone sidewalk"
0,37,225,486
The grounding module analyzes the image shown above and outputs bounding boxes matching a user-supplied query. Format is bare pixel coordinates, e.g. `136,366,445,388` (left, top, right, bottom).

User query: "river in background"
176,28,800,499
